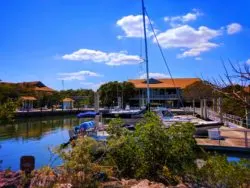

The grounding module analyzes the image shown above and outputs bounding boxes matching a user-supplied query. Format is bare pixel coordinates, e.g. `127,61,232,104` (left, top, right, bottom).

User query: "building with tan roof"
128,78,200,107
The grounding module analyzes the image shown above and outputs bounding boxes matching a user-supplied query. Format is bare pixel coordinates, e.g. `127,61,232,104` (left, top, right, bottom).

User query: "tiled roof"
34,86,55,92
63,98,74,102
0,81,55,92
128,78,201,89
20,96,37,101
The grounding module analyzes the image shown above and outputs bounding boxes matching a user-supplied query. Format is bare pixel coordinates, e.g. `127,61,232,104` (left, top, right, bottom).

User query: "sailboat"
68,0,158,143
108,0,150,118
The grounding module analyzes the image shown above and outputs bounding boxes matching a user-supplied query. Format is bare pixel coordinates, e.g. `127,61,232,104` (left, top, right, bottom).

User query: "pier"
182,100,250,152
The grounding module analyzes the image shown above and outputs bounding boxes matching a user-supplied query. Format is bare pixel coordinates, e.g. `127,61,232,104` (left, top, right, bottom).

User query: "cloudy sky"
0,0,249,90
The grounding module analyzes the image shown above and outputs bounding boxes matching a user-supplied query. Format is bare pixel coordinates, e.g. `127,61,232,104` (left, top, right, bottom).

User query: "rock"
100,181,123,188
131,179,150,188
0,170,22,188
121,179,138,186
175,183,188,188
54,183,73,188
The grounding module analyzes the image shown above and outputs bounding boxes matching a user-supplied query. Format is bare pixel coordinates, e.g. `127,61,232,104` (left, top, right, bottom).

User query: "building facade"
128,78,200,108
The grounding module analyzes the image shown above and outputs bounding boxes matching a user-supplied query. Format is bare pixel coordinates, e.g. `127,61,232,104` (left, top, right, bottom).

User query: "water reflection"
0,116,82,170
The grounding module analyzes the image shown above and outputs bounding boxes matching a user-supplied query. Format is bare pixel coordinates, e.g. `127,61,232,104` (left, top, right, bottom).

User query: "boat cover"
77,111,98,118
74,121,95,132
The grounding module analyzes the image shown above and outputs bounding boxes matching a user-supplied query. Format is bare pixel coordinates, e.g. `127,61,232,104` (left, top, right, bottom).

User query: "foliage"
106,118,127,138
98,81,136,107
56,137,112,187
107,112,197,184
196,155,250,188
222,97,246,117
0,81,95,109
0,99,18,123
183,81,214,102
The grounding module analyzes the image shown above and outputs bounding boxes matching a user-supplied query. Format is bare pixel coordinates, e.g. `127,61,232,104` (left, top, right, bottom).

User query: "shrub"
0,99,17,123
107,112,197,184
197,155,250,188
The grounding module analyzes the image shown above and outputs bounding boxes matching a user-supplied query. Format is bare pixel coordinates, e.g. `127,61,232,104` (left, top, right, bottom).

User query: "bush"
196,155,250,188
56,137,112,187
107,112,198,184
0,99,17,123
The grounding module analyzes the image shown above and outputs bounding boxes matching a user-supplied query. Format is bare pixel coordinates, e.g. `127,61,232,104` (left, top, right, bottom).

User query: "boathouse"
20,96,37,111
62,98,74,110
128,78,200,108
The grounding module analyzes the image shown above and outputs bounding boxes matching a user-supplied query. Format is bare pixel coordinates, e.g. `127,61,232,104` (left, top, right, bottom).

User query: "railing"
182,107,247,128
16,107,96,113
131,94,179,100
196,128,250,148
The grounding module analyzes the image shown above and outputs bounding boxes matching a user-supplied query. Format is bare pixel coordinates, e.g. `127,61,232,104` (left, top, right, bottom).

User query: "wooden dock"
196,127,250,152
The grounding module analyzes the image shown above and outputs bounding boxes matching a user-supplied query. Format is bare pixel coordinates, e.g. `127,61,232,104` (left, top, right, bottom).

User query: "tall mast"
141,0,150,110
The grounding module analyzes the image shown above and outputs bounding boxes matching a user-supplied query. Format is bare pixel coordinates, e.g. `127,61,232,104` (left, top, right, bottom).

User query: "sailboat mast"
141,0,150,109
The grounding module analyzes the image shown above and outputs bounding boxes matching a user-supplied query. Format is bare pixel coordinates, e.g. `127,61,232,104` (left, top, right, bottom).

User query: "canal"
0,115,84,171
0,115,249,171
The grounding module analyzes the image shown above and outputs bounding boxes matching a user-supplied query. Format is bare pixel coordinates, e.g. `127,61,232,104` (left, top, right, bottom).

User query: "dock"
196,127,250,151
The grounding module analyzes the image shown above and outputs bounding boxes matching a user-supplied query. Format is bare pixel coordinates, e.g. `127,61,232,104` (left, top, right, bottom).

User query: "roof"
128,78,201,89
0,81,55,92
34,86,55,92
20,96,37,101
63,98,74,102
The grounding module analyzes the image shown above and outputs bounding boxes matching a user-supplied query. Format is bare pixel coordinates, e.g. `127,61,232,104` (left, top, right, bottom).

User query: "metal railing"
131,94,179,100
197,128,250,148
183,107,247,128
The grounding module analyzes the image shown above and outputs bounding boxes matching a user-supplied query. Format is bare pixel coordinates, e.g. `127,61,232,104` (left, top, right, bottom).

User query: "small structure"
20,96,37,111
62,98,74,110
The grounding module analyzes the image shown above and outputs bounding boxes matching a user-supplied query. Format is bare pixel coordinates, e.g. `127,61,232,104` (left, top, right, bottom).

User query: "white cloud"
227,23,242,35
116,15,153,38
57,70,101,81
155,25,222,58
139,72,169,79
164,9,202,27
246,59,250,65
62,49,143,66
81,82,105,91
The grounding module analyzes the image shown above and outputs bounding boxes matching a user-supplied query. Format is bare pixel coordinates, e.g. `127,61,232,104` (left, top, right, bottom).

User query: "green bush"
196,155,250,188
0,99,17,123
56,137,112,187
107,112,197,184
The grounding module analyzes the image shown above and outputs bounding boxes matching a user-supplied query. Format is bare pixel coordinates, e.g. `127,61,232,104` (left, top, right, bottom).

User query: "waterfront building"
62,98,74,110
128,78,200,108
20,96,37,111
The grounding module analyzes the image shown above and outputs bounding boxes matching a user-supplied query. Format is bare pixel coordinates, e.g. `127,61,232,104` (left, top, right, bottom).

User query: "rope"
145,9,185,110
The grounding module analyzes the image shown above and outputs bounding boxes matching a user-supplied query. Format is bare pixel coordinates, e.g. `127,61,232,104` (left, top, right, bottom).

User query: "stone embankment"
0,170,189,188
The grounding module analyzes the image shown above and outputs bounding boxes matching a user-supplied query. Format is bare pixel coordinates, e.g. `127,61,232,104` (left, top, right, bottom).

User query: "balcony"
131,94,179,100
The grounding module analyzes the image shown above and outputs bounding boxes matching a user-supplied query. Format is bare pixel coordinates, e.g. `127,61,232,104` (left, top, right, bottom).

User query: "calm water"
0,115,84,171
0,116,248,171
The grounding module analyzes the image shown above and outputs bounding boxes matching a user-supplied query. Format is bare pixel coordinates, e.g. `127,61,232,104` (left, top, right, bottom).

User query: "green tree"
98,81,136,107
183,81,214,102
0,99,18,123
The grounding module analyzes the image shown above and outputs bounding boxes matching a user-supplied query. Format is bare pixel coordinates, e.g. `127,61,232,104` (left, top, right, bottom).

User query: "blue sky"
0,0,249,90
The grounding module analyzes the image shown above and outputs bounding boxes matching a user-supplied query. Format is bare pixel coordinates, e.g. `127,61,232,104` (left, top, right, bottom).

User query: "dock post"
200,99,204,118
246,107,250,129
192,99,195,116
217,97,223,123
94,92,100,128
94,92,100,113
244,131,248,148
204,99,207,120
212,98,216,112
